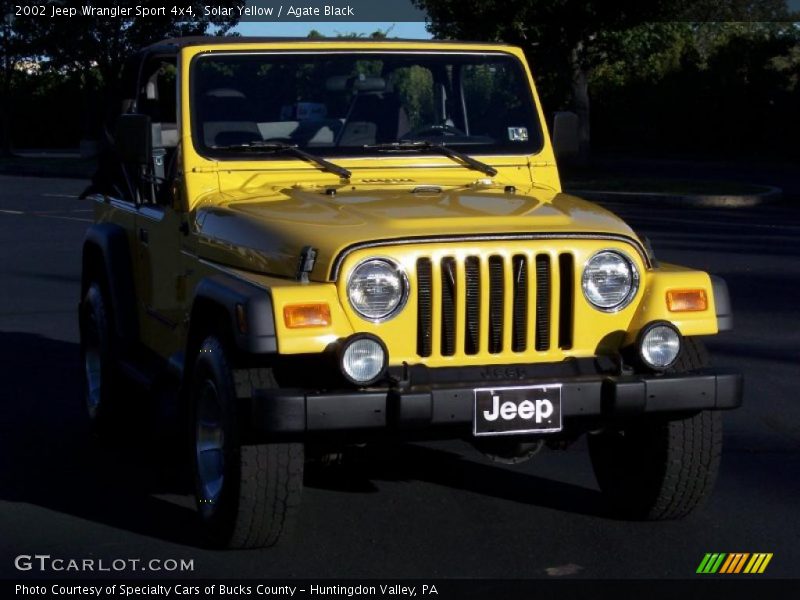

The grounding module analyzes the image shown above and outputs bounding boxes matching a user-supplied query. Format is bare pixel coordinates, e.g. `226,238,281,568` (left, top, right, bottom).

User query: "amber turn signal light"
283,303,332,328
666,289,708,312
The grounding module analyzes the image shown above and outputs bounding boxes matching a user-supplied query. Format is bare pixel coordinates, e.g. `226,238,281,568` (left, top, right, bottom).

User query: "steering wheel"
404,123,466,139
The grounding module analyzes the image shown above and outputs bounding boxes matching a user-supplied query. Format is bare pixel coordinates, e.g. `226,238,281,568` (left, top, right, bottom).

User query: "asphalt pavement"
0,174,798,582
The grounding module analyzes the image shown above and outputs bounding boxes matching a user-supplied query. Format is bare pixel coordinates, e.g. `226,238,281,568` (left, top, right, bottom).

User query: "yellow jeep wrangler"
79,37,742,548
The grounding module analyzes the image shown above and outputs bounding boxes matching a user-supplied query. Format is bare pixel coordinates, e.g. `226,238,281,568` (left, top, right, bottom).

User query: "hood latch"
296,246,318,283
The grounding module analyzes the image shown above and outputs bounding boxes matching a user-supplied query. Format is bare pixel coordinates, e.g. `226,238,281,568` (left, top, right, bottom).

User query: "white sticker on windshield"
508,127,529,142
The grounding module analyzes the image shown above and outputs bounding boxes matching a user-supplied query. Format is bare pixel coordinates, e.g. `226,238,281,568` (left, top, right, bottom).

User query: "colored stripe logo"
696,553,773,574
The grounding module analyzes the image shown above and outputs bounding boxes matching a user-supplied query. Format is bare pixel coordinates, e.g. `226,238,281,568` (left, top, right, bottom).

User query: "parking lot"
0,174,798,580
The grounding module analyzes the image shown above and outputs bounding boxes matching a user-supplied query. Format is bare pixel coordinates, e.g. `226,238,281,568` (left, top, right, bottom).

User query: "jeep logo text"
483,395,554,423
480,366,528,380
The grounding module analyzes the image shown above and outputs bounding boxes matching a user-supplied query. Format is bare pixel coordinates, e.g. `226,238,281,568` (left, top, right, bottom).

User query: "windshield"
190,51,543,159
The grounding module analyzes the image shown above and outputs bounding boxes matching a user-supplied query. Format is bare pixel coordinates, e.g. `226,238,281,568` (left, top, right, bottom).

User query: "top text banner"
18,0,799,23
237,0,426,21
16,1,427,23
218,0,799,23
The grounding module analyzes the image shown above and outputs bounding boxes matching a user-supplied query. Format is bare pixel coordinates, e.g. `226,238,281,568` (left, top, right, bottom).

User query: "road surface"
0,175,798,582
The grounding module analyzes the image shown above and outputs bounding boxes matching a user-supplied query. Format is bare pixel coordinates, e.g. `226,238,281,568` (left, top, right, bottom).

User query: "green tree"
10,0,244,142
0,0,35,154
308,26,394,39
413,0,794,157
583,18,800,157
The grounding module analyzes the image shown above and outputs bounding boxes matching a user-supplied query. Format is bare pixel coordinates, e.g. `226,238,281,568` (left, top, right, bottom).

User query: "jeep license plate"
473,384,562,436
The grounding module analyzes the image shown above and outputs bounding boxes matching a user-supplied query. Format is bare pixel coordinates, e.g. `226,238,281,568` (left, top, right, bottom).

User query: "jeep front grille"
416,253,574,358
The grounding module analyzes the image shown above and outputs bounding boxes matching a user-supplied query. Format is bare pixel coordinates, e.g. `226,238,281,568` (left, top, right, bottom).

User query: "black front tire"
588,338,723,520
189,336,304,549
79,282,121,435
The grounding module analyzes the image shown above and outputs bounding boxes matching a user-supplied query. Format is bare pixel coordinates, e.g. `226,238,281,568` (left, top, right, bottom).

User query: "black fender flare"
82,223,138,344
190,274,278,355
711,275,733,332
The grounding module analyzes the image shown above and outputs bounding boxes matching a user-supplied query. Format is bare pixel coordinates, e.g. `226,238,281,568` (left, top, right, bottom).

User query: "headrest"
145,74,159,100
145,81,157,100
325,75,350,92
353,76,386,92
325,75,387,93
203,88,247,99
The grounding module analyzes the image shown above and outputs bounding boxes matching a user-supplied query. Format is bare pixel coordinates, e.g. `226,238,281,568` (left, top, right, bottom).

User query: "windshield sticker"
508,127,529,142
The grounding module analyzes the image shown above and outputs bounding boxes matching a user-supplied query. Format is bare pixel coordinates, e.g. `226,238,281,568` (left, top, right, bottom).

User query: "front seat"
338,77,408,146
199,88,262,147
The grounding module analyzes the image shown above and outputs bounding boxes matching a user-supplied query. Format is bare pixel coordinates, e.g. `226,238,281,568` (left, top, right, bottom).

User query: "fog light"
339,335,388,385
639,323,681,369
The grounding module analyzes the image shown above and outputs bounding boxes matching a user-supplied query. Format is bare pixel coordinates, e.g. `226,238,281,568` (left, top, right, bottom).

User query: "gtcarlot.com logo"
14,554,194,573
696,552,773,574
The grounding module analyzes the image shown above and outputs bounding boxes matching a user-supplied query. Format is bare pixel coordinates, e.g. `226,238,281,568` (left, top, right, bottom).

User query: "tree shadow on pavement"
0,331,201,547
603,202,800,260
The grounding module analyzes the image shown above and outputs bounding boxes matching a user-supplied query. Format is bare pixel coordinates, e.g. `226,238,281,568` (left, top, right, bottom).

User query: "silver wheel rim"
195,379,225,515
84,346,102,419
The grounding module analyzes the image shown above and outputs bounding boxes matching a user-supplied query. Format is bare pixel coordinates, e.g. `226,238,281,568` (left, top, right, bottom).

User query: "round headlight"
640,323,681,369
347,259,408,321
340,335,388,385
582,250,639,311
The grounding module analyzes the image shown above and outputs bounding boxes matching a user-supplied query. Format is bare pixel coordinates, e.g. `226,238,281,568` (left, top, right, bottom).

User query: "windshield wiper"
209,141,351,179
365,141,498,177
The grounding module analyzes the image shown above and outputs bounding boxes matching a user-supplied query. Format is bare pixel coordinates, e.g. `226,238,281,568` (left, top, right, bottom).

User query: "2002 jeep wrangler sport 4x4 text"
79,37,742,548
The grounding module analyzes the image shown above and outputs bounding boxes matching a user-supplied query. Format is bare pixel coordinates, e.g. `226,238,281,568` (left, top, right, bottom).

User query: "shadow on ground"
305,442,608,518
0,331,201,547
0,331,612,549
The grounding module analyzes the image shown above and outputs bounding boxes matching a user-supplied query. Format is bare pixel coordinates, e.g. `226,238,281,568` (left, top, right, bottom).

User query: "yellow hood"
194,186,640,281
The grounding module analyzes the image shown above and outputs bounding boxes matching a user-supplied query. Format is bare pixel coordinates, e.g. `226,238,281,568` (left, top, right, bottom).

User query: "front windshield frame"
189,50,545,162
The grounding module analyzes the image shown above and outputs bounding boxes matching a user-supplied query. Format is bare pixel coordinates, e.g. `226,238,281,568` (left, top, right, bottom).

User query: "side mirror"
115,113,152,164
551,111,579,159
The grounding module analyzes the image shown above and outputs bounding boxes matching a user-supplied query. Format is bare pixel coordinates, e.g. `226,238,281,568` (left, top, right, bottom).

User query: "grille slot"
512,255,528,352
558,254,574,349
415,252,571,358
488,256,504,354
440,257,457,356
464,256,481,355
416,258,432,357
535,254,551,351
